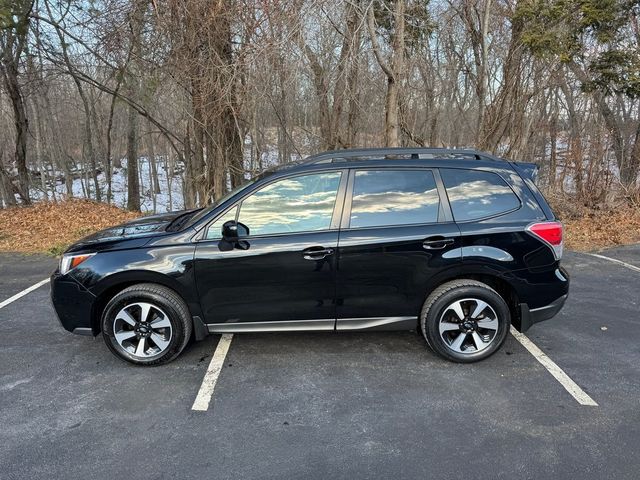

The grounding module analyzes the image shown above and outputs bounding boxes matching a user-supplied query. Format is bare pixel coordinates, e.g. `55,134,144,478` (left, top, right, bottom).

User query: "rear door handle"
302,247,334,260
422,237,455,250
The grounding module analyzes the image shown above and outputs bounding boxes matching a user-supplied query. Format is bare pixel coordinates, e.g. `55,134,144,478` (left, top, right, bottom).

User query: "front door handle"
423,237,455,250
302,247,334,260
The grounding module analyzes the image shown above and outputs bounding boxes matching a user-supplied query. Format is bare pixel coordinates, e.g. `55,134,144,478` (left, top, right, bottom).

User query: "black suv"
51,148,568,365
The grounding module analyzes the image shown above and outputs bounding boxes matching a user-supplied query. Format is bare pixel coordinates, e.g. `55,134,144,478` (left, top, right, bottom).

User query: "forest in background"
1,0,639,214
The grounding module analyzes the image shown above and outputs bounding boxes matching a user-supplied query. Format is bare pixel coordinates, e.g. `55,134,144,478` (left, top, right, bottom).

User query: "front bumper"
518,293,568,333
50,272,96,335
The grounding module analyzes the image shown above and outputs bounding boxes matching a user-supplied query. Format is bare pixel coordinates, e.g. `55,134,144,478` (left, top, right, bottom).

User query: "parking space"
0,253,55,294
1,248,639,479
521,251,640,410
597,244,640,268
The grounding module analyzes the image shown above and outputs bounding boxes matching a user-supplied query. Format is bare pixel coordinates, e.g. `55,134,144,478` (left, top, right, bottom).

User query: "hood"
67,208,200,251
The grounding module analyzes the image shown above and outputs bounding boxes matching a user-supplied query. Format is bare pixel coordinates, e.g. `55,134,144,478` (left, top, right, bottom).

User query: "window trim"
439,167,522,223
199,169,348,241
341,167,445,231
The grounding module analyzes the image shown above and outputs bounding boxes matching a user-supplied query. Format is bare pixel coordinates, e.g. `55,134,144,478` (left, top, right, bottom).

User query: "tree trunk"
125,0,145,211
0,166,18,207
226,112,244,189
1,60,30,204
304,45,331,148
32,98,48,200
625,122,640,187
367,0,405,147
479,9,524,152
345,43,361,148
192,104,206,205
329,3,359,149
105,80,121,204
146,132,159,193
559,72,583,196
126,99,140,211
183,126,197,209
166,150,174,211
275,57,291,163
548,89,559,190
147,134,157,213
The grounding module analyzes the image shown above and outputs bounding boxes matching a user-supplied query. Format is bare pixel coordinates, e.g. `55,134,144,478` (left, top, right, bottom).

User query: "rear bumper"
518,293,568,332
50,272,96,335
506,264,569,332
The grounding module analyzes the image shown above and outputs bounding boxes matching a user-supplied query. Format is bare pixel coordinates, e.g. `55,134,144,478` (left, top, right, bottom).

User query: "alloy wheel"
112,302,173,359
438,298,500,354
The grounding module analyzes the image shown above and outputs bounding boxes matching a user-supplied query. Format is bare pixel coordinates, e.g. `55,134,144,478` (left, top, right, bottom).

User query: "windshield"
182,177,259,229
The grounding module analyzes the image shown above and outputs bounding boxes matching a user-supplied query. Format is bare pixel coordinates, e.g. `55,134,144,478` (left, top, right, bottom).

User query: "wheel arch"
89,270,203,336
424,266,522,330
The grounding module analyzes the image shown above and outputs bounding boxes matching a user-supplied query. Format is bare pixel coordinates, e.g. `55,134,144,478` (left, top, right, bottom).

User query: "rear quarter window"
440,168,520,221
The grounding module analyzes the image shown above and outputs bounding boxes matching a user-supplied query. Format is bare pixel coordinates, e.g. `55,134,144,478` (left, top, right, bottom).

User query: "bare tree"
0,0,33,204
367,0,406,147
125,0,145,212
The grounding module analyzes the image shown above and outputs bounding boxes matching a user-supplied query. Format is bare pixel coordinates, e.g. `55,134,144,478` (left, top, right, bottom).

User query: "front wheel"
101,283,193,366
420,280,510,363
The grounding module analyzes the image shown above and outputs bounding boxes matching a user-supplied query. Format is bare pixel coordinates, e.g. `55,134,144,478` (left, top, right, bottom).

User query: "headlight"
60,253,96,274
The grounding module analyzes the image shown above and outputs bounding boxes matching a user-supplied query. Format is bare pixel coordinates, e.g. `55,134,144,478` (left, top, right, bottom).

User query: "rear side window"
440,168,520,221
349,169,440,228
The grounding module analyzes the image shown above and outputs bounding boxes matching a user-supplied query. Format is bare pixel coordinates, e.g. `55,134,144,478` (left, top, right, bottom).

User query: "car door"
194,170,347,330
335,168,462,330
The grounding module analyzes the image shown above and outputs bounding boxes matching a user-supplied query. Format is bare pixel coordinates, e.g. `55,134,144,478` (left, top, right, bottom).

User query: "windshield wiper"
165,209,203,232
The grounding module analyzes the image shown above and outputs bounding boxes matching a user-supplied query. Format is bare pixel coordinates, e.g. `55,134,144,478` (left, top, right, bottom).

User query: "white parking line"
0,279,50,310
510,326,598,406
191,334,234,411
583,252,640,273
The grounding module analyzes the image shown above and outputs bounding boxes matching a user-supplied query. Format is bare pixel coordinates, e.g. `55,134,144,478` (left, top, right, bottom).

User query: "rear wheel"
420,280,510,363
101,283,192,366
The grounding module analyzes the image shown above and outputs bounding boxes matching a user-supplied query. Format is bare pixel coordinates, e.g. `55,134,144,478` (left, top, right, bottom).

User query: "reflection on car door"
194,170,347,330
336,168,462,330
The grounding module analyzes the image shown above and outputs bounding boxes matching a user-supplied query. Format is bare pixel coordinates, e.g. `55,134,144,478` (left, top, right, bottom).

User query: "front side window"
440,168,520,221
205,206,238,239
349,169,440,228
237,172,342,236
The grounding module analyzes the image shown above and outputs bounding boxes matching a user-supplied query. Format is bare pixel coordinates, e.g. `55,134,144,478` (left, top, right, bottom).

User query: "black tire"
420,279,510,363
101,283,192,366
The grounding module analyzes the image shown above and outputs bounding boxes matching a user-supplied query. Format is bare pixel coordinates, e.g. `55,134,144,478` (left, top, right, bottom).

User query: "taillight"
526,221,563,260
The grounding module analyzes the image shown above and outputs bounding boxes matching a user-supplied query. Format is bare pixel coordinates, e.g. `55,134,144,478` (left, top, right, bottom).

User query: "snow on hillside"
28,157,185,213
18,144,305,212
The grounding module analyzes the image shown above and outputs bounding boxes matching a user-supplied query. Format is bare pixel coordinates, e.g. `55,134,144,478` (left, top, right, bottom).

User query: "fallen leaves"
0,199,139,255
549,195,640,251
562,210,640,251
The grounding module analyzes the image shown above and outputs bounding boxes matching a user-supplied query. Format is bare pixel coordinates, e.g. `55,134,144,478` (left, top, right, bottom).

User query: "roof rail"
304,147,502,164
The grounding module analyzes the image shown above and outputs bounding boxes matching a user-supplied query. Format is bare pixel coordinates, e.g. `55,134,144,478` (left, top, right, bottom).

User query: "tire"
101,283,193,366
420,279,510,363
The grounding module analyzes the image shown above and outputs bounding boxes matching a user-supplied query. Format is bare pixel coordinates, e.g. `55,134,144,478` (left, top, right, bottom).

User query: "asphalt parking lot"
1,247,639,479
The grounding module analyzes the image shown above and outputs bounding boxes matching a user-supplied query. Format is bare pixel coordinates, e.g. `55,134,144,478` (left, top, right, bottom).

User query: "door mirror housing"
219,221,250,251
221,220,249,241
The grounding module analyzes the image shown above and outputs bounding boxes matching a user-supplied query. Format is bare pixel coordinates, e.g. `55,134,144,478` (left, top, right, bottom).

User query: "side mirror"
219,221,250,251
222,220,249,241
